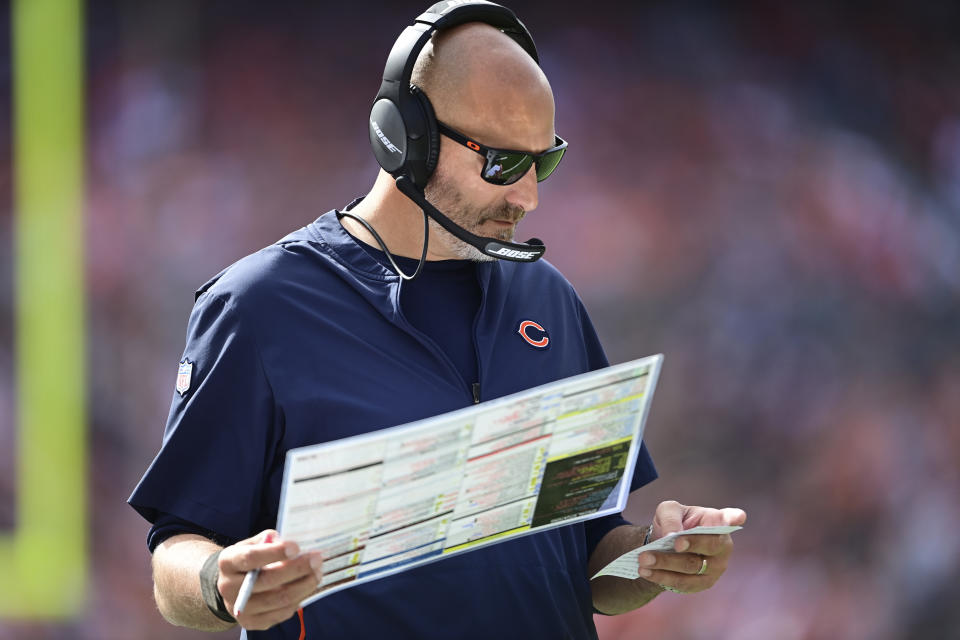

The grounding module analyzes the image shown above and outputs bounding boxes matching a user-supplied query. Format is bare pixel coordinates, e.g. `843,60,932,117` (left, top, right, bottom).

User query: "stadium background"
2,0,959,638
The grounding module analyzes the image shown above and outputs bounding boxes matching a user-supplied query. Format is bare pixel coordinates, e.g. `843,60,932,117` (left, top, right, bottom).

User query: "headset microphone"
394,176,546,263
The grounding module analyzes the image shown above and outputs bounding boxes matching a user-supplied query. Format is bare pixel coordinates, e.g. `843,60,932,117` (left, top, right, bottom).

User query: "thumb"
698,507,747,527
722,508,747,526
652,500,687,538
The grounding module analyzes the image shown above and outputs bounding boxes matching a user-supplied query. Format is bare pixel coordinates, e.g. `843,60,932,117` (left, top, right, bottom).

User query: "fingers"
232,571,320,630
637,529,737,594
644,502,746,594
637,550,727,593
214,529,324,631
654,501,748,534
238,568,320,618
227,554,322,630
673,533,732,556
248,551,323,593
221,530,299,575
639,551,706,575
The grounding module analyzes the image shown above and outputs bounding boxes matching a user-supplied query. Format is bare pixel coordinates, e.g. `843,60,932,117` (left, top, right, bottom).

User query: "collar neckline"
312,200,487,281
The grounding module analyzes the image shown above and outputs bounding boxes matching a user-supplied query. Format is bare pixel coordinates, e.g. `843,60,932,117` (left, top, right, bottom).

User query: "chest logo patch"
176,359,193,396
517,320,550,349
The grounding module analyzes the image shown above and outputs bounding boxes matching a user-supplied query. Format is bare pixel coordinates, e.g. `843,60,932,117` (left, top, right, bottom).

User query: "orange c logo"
517,320,550,349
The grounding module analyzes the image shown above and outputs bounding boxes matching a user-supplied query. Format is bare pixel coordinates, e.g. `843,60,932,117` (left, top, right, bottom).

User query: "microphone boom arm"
394,176,545,263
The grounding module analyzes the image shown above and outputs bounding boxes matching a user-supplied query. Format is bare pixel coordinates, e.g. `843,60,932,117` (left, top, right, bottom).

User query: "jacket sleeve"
128,291,281,545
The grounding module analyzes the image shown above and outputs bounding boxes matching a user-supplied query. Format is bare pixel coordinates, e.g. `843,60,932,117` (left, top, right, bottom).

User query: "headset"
356,0,547,276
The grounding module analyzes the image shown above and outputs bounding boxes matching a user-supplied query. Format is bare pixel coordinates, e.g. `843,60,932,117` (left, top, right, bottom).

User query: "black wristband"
200,549,237,623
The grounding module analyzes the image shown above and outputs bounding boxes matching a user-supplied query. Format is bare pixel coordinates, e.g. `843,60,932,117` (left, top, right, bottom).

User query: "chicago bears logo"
517,320,550,349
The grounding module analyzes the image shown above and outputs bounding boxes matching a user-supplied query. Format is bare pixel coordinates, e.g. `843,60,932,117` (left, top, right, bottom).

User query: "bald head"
412,22,556,150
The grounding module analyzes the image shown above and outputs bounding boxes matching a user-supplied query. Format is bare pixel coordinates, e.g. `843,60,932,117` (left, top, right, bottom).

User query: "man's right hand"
217,529,324,631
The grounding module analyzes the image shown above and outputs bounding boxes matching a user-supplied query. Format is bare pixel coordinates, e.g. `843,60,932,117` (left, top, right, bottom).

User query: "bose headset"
343,0,548,279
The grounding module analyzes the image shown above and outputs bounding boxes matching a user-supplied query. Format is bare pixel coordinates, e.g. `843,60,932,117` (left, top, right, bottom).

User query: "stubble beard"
424,170,525,262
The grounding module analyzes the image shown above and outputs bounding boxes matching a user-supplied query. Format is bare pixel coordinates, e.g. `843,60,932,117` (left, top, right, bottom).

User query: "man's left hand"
636,501,747,594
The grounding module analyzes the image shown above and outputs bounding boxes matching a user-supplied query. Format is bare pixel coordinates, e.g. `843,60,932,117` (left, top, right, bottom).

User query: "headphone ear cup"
370,98,409,174
410,85,440,188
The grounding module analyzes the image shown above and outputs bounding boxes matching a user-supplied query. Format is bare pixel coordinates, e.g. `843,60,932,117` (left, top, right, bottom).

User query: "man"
130,8,746,639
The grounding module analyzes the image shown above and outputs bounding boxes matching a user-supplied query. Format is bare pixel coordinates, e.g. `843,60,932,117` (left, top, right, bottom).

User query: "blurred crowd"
1,1,958,638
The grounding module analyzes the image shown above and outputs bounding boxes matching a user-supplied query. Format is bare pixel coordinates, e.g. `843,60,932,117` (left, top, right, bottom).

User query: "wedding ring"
697,557,708,576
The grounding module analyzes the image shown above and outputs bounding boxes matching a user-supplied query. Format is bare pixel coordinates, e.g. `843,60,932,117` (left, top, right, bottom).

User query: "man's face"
424,160,528,261
424,114,556,261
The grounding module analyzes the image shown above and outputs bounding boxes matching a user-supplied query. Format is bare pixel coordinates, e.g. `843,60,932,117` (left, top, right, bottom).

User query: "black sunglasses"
436,120,568,186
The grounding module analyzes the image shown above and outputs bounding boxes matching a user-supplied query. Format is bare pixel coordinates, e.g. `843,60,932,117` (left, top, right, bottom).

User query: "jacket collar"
308,204,497,286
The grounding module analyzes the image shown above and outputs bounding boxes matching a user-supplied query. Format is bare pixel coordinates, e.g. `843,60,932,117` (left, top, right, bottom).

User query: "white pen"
233,567,260,617
234,532,277,617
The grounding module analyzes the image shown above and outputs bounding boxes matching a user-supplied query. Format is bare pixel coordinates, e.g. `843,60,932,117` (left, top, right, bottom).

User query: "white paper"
591,525,743,579
275,355,663,607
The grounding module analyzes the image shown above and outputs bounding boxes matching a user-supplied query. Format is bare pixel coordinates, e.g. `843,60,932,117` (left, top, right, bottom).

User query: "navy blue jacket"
129,210,656,639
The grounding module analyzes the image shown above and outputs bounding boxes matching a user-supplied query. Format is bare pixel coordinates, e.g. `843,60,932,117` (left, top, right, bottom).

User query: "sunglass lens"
485,152,534,185
535,147,565,182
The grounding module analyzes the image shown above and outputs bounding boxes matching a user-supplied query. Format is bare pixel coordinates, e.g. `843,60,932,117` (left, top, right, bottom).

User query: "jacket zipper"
393,263,490,406
470,264,489,405
395,279,477,406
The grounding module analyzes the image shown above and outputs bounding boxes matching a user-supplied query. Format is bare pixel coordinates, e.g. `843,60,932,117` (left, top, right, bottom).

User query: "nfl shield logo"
176,360,193,396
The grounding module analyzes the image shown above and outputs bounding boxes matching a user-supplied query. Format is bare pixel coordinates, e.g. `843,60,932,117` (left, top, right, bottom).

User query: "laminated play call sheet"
277,355,663,606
